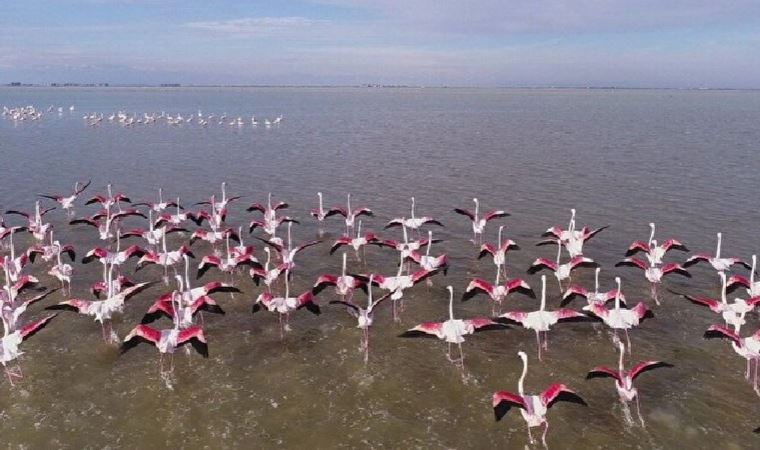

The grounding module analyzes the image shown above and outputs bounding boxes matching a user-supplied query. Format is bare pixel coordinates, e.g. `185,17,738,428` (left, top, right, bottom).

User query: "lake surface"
1,87,760,449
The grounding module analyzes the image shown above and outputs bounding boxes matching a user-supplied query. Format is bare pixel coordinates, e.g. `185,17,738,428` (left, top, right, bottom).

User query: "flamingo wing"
462,278,493,301
177,327,209,357
528,258,557,274
661,263,691,278
629,361,673,380
120,324,161,353
586,366,621,381
614,257,647,271
683,254,710,268
506,278,536,298
492,390,526,421
625,240,651,256
453,208,474,221
541,383,587,408
660,239,688,253
19,314,57,340
703,324,740,345
399,322,444,338
484,210,509,222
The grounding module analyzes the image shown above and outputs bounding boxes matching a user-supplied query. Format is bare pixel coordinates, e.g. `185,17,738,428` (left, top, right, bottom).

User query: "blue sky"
2,0,760,87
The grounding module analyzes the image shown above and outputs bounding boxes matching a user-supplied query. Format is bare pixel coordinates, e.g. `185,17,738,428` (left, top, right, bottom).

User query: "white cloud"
184,16,328,36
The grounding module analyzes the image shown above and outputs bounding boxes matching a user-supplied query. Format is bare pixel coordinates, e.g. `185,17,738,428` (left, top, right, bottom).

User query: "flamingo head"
517,351,527,362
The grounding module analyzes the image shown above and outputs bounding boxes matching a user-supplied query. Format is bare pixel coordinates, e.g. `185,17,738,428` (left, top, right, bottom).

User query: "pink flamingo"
587,341,672,426
132,187,182,213
313,253,366,303
364,254,440,321
195,182,241,211
727,255,760,297
310,192,344,230
385,197,443,233
561,268,626,311
671,272,759,331
85,184,131,209
492,351,587,447
196,233,260,280
684,232,751,274
401,286,502,367
478,225,519,281
463,277,534,315
528,242,597,292
625,222,688,266
257,222,320,273
704,325,760,395
329,220,381,260
587,278,654,352
250,247,288,292
1,314,57,386
38,179,91,215
536,209,608,257
498,275,585,360
329,275,389,362
252,270,320,338
5,201,55,241
453,198,508,244
335,193,373,234
615,257,690,304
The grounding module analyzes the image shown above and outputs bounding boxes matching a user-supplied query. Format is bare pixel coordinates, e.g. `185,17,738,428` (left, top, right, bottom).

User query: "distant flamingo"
136,233,195,283
142,277,225,327
132,188,182,213
615,257,690,304
587,341,672,426
256,222,320,273
625,222,688,266
492,351,587,447
1,314,57,386
196,182,241,211
5,201,55,241
48,244,74,294
85,184,131,209
406,230,449,279
154,199,203,227
310,192,343,230
247,192,289,223
537,209,608,257
250,247,288,292
401,286,502,367
120,210,187,248
684,232,751,274
196,233,260,279
363,253,440,321
453,198,508,244
498,275,584,360
385,197,443,232
587,278,654,352
671,273,759,332
26,230,76,264
81,233,145,270
329,275,389,362
335,194,373,234
0,232,29,282
38,179,91,215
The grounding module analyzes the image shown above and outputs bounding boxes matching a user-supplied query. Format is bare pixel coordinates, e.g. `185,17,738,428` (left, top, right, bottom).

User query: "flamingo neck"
347,194,351,212
367,275,374,307
184,256,191,289
648,223,655,247
474,199,479,219
159,188,163,204
9,232,14,260
221,183,226,202
614,279,622,311
357,221,362,237
410,197,416,219
284,271,290,298
426,231,432,257
148,210,154,231
752,255,757,285
342,253,347,277
618,342,625,372
540,277,546,311
720,273,727,304
318,193,323,212
396,254,404,277
402,225,408,244
287,222,293,251
264,248,271,270
498,226,503,248
448,287,454,320
716,233,722,258
556,242,562,264
594,268,600,295
518,357,527,396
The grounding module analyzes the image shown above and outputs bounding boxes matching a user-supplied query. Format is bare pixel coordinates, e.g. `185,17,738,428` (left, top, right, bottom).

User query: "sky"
2,0,760,88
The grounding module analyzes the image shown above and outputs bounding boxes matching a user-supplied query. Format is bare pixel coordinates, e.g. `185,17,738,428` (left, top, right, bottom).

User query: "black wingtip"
493,402,511,422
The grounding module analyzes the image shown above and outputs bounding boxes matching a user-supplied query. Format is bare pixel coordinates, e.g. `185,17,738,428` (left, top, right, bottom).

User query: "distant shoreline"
1,83,758,91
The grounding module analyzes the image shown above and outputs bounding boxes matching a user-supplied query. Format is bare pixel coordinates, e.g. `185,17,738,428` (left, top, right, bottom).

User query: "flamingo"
47,274,154,343
247,192,289,223
250,247,288,292
252,270,320,338
26,230,76,264
48,244,74,294
154,199,203,227
133,188,182,213
615,257,690,304
363,254,440,321
453,198,508,244
462,277,535,316
309,192,343,229
189,227,239,253
587,278,654,352
81,233,145,269
85,184,131,209
587,341,672,426
195,182,241,211
537,209,608,258
401,286,502,367
120,210,188,248
385,197,443,232
704,325,760,394
142,277,226,327
670,273,759,332
625,223,689,266
478,225,519,281
407,230,449,278
121,318,208,373
5,201,55,241
71,207,146,241
528,242,597,292
1,314,57,386
136,233,195,283
313,253,366,303
335,194,373,234
256,222,320,273
329,275,389,362
498,275,585,360
684,233,751,274
38,179,91,215
727,255,760,297
0,232,30,282
329,220,381,260
90,264,135,299
561,268,626,311
380,224,441,263
1,273,52,335
492,351,587,447
196,233,260,280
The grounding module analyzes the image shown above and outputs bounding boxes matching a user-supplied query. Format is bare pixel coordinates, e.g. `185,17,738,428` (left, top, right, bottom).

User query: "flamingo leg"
635,395,646,427
625,329,632,354
747,358,751,380
651,283,660,306
542,422,549,448
536,331,542,361
458,343,465,369
278,314,285,340
543,331,549,351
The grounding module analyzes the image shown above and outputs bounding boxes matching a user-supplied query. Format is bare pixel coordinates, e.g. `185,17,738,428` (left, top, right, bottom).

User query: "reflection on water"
1,87,760,448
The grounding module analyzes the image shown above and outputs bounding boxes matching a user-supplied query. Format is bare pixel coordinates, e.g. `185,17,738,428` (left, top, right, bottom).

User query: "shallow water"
1,87,760,449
